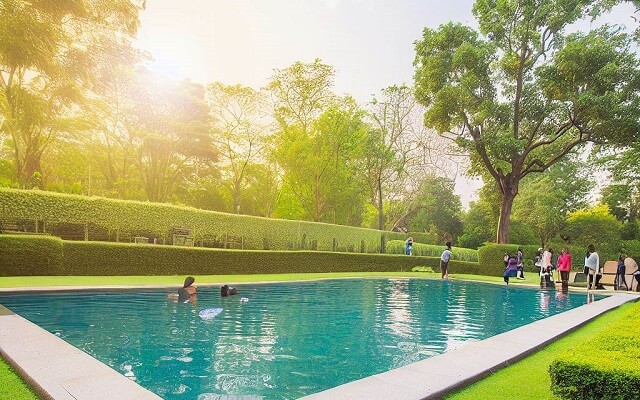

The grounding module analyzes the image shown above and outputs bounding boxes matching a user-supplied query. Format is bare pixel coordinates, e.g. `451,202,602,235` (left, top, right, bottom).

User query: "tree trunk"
497,187,517,244
377,176,384,230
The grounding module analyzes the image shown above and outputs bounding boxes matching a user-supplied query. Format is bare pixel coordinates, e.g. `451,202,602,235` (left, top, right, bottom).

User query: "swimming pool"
0,279,598,400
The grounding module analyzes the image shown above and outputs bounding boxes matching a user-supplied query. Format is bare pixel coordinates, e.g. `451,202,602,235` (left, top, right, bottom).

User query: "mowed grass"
0,357,38,400
445,301,636,400
0,271,541,288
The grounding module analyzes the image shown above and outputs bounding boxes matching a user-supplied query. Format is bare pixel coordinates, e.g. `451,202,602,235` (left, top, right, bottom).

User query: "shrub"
0,235,64,276
549,302,640,400
386,240,478,262
0,236,481,276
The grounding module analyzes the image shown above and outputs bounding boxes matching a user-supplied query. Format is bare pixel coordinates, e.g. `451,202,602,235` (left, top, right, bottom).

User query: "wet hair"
183,276,195,288
177,287,189,302
221,284,229,297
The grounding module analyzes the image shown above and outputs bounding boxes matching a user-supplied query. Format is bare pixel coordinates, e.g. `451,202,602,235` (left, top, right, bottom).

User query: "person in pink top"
557,248,572,291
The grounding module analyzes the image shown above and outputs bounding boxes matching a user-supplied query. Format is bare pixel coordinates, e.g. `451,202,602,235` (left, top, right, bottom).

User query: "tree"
268,60,367,224
131,76,217,202
457,184,500,249
405,175,464,244
513,157,592,247
0,0,142,187
272,98,367,223
268,59,335,133
562,204,621,260
362,85,421,230
207,82,270,214
413,1,640,243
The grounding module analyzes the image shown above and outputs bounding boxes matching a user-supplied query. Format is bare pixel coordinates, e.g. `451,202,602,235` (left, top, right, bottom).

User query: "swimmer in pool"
220,284,238,297
168,276,197,303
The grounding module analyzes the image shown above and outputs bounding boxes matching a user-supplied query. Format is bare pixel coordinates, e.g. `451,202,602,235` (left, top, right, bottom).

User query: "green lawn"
0,272,630,400
0,271,538,288
0,357,38,400
445,301,635,400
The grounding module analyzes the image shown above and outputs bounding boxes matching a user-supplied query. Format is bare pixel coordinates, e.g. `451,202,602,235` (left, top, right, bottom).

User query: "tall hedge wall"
549,301,640,400
386,240,478,262
0,235,479,276
0,188,406,253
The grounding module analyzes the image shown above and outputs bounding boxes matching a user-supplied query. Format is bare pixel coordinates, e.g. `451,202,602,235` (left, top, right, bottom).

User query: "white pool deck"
0,285,637,400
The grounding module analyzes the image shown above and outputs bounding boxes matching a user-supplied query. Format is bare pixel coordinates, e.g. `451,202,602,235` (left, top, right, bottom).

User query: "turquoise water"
0,279,598,400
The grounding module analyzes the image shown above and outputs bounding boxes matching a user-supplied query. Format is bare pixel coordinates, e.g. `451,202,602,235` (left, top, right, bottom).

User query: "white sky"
135,1,637,208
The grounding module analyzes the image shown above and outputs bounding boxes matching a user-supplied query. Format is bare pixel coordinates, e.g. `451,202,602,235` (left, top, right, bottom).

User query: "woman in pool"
168,276,197,303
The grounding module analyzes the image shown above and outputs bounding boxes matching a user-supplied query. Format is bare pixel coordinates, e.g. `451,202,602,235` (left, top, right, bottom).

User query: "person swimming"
168,276,197,303
220,284,238,297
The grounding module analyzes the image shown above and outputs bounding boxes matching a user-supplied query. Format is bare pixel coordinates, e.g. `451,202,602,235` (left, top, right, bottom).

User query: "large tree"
0,0,142,187
413,0,640,243
363,85,421,231
207,82,270,214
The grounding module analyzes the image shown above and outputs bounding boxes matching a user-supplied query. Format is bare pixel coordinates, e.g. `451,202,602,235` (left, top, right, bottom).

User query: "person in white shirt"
584,244,601,290
440,241,452,279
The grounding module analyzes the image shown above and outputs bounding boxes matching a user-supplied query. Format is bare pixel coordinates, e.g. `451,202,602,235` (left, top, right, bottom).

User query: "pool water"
0,279,597,400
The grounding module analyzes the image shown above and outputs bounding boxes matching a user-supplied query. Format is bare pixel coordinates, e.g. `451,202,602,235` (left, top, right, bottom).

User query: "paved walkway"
301,293,638,400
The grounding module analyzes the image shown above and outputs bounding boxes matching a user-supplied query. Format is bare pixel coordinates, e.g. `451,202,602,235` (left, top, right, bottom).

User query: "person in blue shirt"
404,237,414,255
440,241,452,279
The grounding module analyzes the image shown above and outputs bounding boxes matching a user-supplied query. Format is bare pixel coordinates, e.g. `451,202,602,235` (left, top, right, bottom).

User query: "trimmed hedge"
0,235,64,276
0,188,406,253
549,301,640,400
0,235,480,276
386,240,478,262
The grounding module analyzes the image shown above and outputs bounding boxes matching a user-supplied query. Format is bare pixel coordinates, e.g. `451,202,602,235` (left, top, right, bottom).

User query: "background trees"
2,0,639,252
413,0,640,244
0,0,142,188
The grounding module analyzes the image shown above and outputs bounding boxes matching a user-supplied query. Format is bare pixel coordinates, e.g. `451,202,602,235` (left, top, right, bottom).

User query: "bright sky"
135,1,637,208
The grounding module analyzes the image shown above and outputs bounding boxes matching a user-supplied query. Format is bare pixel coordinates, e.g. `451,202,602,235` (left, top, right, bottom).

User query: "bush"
0,187,407,253
0,235,64,276
0,236,481,276
386,240,478,262
549,302,640,400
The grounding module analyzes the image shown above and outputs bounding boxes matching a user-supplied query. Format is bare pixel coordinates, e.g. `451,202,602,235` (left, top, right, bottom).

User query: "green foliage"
620,239,640,259
549,301,640,400
514,158,593,246
386,240,478,262
0,236,480,276
0,234,64,276
458,187,499,248
0,187,408,253
414,1,640,244
562,204,622,263
508,221,538,246
406,175,464,244
0,357,38,400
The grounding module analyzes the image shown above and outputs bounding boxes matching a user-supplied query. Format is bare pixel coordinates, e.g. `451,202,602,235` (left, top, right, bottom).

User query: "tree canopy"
413,0,640,243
